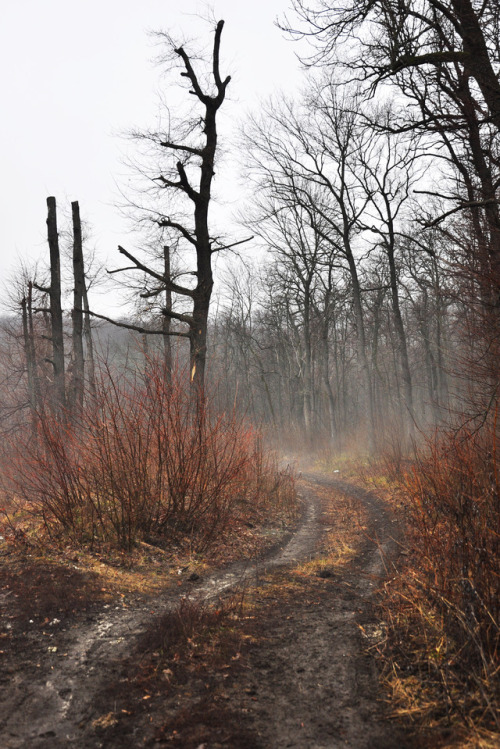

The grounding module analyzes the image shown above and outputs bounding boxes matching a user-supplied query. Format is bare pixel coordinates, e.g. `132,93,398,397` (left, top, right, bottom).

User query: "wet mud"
0,472,417,748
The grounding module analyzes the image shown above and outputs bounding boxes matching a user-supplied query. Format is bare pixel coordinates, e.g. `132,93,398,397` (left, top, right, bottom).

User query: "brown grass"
371,420,500,744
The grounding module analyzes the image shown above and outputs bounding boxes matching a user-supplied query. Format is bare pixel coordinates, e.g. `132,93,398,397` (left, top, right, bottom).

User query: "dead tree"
162,245,173,381
70,200,85,413
45,196,66,410
108,20,247,393
21,282,38,421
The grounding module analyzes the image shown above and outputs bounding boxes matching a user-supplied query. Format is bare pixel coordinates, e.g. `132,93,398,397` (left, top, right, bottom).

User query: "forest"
0,2,499,747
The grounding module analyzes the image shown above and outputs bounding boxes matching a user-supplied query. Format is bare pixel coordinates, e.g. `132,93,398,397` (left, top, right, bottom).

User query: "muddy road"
0,472,416,748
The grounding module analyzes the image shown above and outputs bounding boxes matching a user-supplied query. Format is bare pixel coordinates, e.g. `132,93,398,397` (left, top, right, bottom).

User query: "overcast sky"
0,0,304,311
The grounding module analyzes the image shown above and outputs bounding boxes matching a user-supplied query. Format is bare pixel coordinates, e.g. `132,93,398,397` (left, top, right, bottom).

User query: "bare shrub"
2,359,291,551
381,419,500,734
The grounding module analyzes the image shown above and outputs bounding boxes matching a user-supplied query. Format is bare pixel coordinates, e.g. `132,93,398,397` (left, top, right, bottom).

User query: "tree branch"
117,245,195,297
391,50,469,74
423,198,498,227
212,20,231,102
85,309,190,337
158,217,198,246
210,235,254,254
176,161,199,202
159,140,202,156
175,44,208,103
32,282,50,294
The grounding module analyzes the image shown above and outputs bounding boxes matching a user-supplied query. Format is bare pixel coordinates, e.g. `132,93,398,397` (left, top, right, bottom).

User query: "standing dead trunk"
70,201,85,414
46,196,65,411
111,21,234,396
172,22,230,394
162,245,173,383
21,287,37,424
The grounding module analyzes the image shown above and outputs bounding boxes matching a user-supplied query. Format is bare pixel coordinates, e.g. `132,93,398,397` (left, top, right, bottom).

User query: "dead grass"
360,422,500,746
0,491,300,629
298,480,368,577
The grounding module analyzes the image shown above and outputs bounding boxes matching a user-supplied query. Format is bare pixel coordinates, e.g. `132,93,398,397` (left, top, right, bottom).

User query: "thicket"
380,420,500,736
1,359,295,552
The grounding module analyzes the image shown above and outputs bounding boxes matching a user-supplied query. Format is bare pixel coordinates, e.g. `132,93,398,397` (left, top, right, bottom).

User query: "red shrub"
2,361,278,550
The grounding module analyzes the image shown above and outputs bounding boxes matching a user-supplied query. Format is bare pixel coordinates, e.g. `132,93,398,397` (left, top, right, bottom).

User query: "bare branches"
116,245,195,298
159,140,202,157
212,20,231,101
85,309,190,337
210,235,254,254
423,198,499,227
157,217,198,246
115,20,233,388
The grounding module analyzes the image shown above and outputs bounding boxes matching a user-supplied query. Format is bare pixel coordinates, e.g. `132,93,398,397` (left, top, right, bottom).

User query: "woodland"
0,2,499,747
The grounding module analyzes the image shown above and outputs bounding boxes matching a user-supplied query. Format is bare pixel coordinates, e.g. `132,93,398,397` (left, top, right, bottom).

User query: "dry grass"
0,366,298,630
365,421,500,745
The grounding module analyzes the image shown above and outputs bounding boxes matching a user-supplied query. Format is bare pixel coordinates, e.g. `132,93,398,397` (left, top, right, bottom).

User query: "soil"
0,471,419,748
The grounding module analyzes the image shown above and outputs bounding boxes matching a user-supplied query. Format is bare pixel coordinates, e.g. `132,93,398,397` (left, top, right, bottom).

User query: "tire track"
1,473,414,748
0,481,323,748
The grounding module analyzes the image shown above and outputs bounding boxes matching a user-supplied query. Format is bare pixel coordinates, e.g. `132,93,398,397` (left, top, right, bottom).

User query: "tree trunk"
82,281,96,397
21,286,37,425
46,196,65,411
387,246,415,440
70,201,85,414
345,246,376,452
321,313,336,445
302,290,313,438
162,245,173,383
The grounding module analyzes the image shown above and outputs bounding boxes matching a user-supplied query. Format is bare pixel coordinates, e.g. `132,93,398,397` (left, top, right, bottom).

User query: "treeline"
0,1,498,468
3,4,499,457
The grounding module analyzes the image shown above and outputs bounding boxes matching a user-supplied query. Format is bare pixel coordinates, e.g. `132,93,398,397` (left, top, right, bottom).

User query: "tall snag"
104,20,249,395
46,196,66,411
70,200,85,413
21,281,38,423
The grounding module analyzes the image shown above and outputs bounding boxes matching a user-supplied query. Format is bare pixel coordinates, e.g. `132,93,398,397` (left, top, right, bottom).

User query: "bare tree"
70,201,85,413
356,109,425,436
34,197,66,411
284,0,500,131
244,86,378,449
111,20,247,392
285,1,500,306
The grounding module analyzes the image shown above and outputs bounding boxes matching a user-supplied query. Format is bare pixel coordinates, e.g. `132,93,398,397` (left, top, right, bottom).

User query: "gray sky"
0,0,303,311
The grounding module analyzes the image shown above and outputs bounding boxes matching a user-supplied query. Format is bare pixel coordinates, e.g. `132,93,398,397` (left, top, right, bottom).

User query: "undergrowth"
374,421,500,744
0,361,296,552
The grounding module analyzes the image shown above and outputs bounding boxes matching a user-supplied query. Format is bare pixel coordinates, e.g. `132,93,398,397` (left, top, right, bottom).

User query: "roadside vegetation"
61,467,372,747
1,360,295,554
1,2,500,745
338,421,500,747
0,356,297,637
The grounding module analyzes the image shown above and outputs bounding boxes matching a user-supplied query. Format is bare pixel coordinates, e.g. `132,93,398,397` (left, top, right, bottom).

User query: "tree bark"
70,200,85,413
21,285,37,424
162,245,173,383
46,196,65,411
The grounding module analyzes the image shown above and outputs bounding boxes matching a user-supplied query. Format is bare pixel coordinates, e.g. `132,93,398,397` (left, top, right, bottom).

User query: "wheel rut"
0,472,415,748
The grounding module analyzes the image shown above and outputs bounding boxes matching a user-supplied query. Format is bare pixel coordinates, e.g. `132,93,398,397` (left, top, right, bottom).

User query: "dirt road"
0,472,416,748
